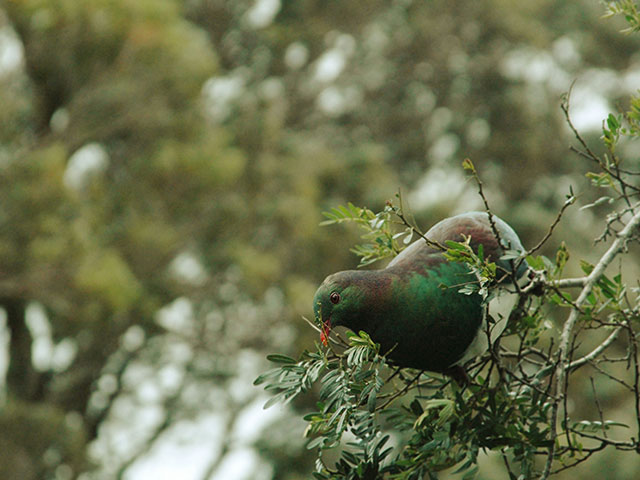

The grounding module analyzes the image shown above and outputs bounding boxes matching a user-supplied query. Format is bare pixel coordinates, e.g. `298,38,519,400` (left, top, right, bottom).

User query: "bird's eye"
329,292,341,304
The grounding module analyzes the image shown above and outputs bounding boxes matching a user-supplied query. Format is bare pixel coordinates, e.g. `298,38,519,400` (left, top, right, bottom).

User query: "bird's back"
388,211,525,275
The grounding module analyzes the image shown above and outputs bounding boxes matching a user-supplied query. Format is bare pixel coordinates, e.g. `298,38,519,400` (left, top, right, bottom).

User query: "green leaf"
462,157,476,172
367,389,377,412
307,436,326,450
580,260,594,275
525,254,546,270
554,242,570,275
462,465,479,480
263,392,286,409
266,354,297,364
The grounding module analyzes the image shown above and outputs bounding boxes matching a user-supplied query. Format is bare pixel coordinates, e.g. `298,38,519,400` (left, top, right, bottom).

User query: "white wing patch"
452,272,530,367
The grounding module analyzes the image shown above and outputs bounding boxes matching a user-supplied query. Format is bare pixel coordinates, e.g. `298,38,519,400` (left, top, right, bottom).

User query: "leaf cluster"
321,202,414,267
257,122,640,479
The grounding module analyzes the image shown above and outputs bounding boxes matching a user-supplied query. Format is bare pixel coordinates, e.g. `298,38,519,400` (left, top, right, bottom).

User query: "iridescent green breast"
365,260,483,372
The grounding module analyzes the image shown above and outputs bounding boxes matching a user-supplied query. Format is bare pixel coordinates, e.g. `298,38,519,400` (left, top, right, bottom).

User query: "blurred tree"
0,0,639,479
0,0,242,477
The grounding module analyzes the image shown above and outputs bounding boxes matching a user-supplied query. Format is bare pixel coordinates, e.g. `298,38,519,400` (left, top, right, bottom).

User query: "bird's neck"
336,269,396,332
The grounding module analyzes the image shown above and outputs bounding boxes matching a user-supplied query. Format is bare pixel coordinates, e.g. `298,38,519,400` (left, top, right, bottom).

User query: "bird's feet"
443,365,470,386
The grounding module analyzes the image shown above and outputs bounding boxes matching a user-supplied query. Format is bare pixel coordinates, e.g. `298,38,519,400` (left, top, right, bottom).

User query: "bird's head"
313,271,365,346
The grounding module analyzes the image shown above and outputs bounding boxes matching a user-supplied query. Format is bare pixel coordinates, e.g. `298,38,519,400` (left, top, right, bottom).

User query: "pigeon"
313,211,529,377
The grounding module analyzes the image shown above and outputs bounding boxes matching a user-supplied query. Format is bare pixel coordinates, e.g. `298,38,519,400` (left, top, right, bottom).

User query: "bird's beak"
320,318,331,346
314,301,331,346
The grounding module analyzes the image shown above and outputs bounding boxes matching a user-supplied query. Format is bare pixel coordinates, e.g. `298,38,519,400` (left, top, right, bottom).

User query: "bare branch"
463,158,505,250
527,195,576,257
540,209,640,480
550,277,587,288
393,192,447,252
567,327,623,372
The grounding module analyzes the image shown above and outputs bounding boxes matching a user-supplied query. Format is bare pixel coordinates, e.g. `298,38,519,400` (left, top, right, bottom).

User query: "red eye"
329,292,341,304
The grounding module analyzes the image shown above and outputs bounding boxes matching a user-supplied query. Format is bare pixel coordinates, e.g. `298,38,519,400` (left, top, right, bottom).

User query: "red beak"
320,319,331,346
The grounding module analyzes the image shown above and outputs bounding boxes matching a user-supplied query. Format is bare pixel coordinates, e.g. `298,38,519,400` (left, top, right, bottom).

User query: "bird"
312,211,530,379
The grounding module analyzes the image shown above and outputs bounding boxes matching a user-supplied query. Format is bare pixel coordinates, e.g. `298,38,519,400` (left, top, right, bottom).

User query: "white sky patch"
228,350,270,403
258,77,284,101
156,364,184,393
465,118,491,148
312,33,355,84
17,303,44,337
427,107,453,140
64,143,109,190
98,374,118,396
121,325,146,352
210,448,273,480
317,86,345,115
284,42,309,70
51,338,78,372
552,36,581,69
501,47,571,90
0,25,23,76
231,396,284,444
314,49,346,83
428,133,459,163
244,0,281,29
566,85,611,132
97,352,285,480
317,85,363,116
25,302,77,372
500,43,633,132
169,251,208,286
202,74,246,122
155,297,195,334
623,64,640,91
409,166,481,213
98,396,166,458
123,415,227,480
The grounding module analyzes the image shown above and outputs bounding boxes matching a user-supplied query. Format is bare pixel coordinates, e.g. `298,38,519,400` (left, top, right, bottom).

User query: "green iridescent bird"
313,211,530,376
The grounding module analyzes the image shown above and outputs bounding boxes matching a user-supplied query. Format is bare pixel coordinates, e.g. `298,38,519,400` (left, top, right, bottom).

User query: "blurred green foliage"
1,0,640,479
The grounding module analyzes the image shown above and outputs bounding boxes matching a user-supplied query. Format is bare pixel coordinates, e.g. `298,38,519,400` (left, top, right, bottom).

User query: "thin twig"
563,91,640,195
568,428,638,449
302,315,322,334
550,445,605,474
568,327,623,372
527,195,576,257
501,451,516,480
464,158,505,250
377,371,423,410
591,377,608,439
394,191,447,252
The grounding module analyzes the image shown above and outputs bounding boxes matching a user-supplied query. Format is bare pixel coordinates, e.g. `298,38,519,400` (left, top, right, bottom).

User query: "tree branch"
567,327,622,372
540,209,640,479
550,277,587,288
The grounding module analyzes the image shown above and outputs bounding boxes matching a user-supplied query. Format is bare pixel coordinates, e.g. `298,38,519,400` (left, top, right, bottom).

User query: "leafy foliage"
256,14,640,471
258,157,640,479
604,0,640,34
321,202,412,266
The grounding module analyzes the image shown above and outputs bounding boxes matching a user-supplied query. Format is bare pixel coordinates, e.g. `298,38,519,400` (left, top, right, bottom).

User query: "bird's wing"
389,211,527,277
